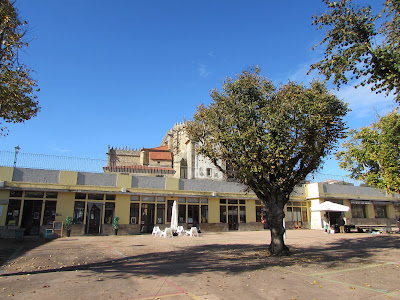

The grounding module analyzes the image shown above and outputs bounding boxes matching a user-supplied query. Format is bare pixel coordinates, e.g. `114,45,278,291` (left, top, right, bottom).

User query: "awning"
310,201,350,212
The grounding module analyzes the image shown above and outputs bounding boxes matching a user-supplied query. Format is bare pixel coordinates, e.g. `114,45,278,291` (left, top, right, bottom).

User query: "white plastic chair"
152,226,161,236
160,227,173,238
177,226,185,236
185,227,199,237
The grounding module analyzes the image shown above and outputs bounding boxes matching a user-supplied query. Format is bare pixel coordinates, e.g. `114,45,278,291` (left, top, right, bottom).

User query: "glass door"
228,206,238,230
141,203,155,233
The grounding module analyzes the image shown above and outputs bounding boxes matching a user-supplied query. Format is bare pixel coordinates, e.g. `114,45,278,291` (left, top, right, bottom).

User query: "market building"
0,123,399,237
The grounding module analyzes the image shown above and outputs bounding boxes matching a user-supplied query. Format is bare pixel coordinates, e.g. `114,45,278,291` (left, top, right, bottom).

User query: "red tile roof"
149,151,172,160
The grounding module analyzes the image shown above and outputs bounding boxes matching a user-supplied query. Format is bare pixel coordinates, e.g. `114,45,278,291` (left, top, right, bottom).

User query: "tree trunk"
265,195,289,256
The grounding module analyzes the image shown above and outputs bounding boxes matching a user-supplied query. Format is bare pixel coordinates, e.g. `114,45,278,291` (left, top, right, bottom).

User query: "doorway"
228,206,238,230
328,211,342,226
141,203,155,233
188,205,199,228
86,202,102,234
21,200,43,235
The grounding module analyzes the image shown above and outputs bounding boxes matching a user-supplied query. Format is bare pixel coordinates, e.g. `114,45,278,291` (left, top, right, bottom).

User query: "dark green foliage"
336,109,400,193
0,0,40,135
310,0,400,103
186,68,348,255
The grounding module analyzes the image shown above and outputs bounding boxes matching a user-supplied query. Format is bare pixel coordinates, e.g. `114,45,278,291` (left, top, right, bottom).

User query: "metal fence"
0,150,362,185
0,151,107,173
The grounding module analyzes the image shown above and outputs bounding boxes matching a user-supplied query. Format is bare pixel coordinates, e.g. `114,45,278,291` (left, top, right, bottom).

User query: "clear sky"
1,0,396,177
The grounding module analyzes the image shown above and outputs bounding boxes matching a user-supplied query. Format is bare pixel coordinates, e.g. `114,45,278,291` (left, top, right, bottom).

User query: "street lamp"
13,145,20,167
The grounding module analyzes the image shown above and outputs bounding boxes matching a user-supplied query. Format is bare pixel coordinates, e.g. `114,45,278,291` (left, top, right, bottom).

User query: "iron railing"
0,150,362,185
0,151,107,173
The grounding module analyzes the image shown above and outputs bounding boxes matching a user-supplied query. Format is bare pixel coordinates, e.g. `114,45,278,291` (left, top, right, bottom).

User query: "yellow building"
0,165,399,237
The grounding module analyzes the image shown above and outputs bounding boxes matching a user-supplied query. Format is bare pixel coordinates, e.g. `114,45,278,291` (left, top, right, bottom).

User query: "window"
286,201,308,222
178,204,186,223
201,205,208,223
106,194,116,201
73,201,85,224
25,191,44,198
206,168,212,176
256,206,263,222
157,196,165,202
287,207,302,222
351,204,366,218
88,193,104,200
157,204,165,224
130,203,139,224
6,199,21,225
43,201,57,225
75,193,86,199
142,196,155,202
104,202,115,224
395,203,400,217
188,198,200,203
220,205,227,223
131,195,140,201
240,206,246,223
167,200,174,222
255,200,264,222
374,205,387,218
46,192,58,199
188,205,200,225
10,190,23,197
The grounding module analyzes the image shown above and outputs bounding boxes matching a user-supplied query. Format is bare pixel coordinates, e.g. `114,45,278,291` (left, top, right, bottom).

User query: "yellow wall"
208,198,220,223
387,204,395,218
366,204,375,218
59,171,77,185
116,194,130,224
246,200,256,222
55,192,75,222
165,177,179,190
116,174,131,188
0,190,8,226
0,167,13,181
343,199,352,219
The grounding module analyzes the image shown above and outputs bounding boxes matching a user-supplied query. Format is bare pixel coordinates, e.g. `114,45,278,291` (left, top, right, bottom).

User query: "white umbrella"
170,200,178,231
310,201,350,212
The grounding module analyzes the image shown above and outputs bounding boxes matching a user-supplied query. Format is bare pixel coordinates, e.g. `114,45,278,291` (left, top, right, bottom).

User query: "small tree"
186,68,348,255
0,0,40,135
336,109,400,194
309,0,400,103
112,216,119,230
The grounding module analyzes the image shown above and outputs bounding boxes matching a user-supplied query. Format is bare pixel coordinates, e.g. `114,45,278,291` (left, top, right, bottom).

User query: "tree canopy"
309,0,400,103
336,109,400,193
0,0,40,135
186,68,348,255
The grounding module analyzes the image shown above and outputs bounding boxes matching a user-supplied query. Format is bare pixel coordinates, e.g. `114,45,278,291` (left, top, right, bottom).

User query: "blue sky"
1,0,396,177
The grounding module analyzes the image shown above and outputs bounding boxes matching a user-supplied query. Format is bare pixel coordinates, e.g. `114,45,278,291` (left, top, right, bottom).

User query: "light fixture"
13,145,20,167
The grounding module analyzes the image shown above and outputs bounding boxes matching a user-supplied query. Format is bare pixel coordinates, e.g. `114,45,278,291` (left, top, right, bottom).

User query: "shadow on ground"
1,234,399,279
0,238,52,267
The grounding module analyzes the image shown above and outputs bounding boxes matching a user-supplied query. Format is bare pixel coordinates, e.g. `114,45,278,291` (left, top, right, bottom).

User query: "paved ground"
0,230,399,300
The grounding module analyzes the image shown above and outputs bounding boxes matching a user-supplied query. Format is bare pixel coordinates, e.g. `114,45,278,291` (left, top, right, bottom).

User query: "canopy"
310,201,350,212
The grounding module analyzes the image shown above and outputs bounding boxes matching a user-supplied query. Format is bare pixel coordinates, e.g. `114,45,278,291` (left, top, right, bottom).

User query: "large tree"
336,109,400,193
309,0,400,103
0,0,40,135
186,68,348,256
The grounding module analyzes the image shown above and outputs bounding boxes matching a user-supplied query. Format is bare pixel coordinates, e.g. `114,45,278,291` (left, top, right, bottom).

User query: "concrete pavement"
0,230,399,299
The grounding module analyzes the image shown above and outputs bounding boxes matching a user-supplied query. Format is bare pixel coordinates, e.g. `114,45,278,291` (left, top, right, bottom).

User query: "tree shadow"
1,234,399,279
0,238,52,268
